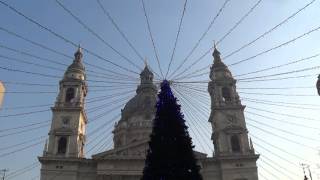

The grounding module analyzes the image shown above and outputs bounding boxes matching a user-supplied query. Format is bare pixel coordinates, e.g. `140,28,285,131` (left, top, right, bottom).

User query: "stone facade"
39,47,259,180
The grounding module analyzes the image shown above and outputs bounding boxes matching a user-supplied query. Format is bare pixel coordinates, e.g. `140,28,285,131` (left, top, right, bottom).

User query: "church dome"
113,88,157,148
121,92,157,120
67,60,85,72
113,64,158,148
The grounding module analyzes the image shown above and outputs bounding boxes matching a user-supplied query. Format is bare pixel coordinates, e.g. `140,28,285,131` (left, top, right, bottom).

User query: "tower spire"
74,44,83,62
212,44,224,66
64,46,86,81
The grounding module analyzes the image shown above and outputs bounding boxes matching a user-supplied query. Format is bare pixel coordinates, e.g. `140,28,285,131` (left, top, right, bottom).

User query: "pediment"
92,139,149,159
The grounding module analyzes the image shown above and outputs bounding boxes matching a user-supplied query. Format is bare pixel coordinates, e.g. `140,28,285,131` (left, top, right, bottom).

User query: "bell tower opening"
65,88,75,103
221,87,231,103
57,137,67,154
230,135,241,153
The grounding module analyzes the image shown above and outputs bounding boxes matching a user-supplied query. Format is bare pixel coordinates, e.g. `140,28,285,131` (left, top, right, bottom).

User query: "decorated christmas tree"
141,80,203,180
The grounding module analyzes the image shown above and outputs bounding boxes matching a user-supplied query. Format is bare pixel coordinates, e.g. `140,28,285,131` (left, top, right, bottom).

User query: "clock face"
62,118,70,127
226,114,237,125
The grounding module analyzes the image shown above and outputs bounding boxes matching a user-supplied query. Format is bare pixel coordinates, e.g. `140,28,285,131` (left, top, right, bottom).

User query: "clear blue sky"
0,0,320,179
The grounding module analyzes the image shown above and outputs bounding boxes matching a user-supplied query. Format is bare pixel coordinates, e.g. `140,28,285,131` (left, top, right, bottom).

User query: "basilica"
38,46,259,180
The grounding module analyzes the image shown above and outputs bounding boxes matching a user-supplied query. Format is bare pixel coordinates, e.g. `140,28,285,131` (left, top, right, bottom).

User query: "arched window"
222,87,231,102
231,135,241,152
57,137,67,154
65,88,75,103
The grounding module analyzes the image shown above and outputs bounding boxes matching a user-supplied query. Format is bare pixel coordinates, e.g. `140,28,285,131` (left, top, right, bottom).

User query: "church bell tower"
44,46,87,158
208,46,259,180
